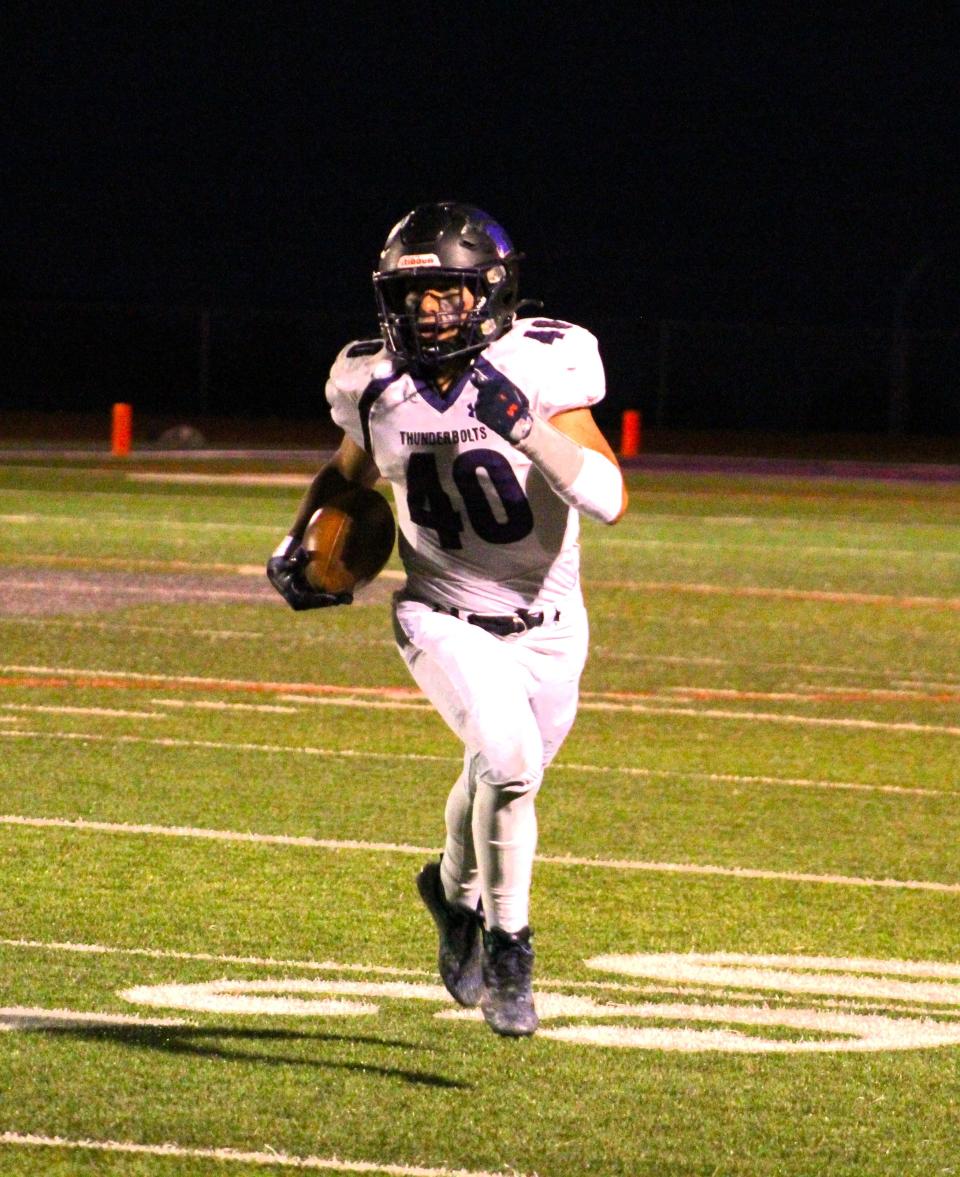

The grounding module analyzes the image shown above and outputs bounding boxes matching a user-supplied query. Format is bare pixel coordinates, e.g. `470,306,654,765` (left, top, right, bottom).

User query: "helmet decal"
397,253,441,268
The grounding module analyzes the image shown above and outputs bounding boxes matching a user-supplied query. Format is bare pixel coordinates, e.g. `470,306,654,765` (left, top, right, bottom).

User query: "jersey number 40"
406,449,534,550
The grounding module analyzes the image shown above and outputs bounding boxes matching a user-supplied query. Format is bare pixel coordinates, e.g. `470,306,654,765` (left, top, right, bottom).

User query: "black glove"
266,541,353,611
472,362,533,443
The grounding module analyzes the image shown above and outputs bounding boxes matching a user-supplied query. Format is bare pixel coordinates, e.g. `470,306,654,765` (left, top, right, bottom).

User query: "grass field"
1,452,959,1176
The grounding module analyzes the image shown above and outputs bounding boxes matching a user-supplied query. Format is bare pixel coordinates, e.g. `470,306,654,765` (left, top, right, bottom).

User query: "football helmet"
373,202,520,368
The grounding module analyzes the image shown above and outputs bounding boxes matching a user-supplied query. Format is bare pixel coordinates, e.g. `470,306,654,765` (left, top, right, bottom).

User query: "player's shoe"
415,860,484,1008
480,926,539,1038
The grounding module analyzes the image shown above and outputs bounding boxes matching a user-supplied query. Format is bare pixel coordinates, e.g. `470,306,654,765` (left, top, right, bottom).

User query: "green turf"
1,456,959,1176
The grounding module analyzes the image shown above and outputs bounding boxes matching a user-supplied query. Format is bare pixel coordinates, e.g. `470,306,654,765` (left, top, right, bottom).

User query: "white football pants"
392,595,589,933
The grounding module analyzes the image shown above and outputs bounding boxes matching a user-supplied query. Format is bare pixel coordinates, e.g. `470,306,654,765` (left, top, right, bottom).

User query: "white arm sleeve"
516,416,624,524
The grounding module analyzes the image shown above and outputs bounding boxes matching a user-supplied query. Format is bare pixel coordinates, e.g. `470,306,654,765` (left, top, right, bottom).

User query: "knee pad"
470,722,544,797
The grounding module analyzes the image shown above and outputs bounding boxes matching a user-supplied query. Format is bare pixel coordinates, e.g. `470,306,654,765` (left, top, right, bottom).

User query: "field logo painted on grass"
118,952,960,1054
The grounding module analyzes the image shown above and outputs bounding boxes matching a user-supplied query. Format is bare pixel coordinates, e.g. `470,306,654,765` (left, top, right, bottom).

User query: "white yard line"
591,579,960,610
0,511,279,532
0,728,459,765
128,472,313,486
600,536,960,560
582,701,960,736
662,684,960,704
0,937,433,977
1,618,395,645
0,579,263,601
0,727,944,796
592,648,960,685
0,665,423,697
3,937,948,1010
0,1132,516,1177
896,678,960,691
0,1008,190,1031
3,813,958,893
280,694,434,711
151,699,300,714
0,704,167,720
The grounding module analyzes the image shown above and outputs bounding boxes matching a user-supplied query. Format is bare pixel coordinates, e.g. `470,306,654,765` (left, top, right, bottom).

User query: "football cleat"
415,861,484,1008
480,925,539,1038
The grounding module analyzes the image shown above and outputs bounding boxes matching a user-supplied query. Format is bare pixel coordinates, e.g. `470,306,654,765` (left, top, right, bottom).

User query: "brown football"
301,485,396,595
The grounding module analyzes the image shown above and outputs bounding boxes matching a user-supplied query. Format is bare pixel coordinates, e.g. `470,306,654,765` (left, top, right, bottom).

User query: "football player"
268,202,628,1036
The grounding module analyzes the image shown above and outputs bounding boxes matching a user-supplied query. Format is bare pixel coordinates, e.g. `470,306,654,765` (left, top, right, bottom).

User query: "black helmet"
373,202,520,368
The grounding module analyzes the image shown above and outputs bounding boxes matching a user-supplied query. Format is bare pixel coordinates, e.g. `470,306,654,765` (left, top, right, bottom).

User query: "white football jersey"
326,318,606,614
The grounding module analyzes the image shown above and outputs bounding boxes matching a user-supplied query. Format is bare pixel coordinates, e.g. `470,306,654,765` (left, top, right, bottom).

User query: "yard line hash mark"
3,814,958,892
0,1132,518,1177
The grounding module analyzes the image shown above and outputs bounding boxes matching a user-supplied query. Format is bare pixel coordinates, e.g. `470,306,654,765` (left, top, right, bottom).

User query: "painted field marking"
1,618,395,646
792,684,960,701
7,937,960,1052
592,579,960,610
586,953,960,1003
128,472,313,486
280,694,434,711
0,510,280,533
120,978,449,1016
0,728,946,797
1,556,266,577
582,701,960,736
0,729,459,767
0,664,424,699
662,684,960,704
0,1008,190,1032
3,662,958,737
601,535,960,561
0,578,264,602
897,678,960,691
0,703,167,720
0,1132,516,1177
7,936,955,1016
151,699,300,715
3,812,958,893
118,964,960,1054
0,937,434,978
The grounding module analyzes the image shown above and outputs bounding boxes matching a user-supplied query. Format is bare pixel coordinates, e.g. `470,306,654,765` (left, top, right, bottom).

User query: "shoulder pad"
346,339,386,358
330,339,398,395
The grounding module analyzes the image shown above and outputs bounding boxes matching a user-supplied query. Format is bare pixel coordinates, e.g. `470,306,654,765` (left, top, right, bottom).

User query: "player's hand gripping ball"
301,485,396,597
266,485,396,612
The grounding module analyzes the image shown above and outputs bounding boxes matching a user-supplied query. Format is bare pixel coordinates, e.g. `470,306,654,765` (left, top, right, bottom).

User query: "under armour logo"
466,402,477,418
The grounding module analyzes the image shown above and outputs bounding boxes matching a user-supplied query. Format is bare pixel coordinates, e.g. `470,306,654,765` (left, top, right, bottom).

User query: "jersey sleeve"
324,339,394,450
517,320,606,418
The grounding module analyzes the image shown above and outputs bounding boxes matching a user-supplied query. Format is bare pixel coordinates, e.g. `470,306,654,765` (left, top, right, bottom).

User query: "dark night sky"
3,4,959,332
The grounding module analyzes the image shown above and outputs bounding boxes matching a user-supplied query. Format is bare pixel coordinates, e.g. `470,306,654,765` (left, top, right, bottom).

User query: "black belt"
435,604,560,636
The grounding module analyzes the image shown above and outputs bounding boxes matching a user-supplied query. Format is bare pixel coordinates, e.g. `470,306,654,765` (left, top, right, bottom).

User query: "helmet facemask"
374,261,518,369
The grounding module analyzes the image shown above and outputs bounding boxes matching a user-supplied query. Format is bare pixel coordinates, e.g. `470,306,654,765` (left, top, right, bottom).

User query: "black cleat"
480,925,539,1038
416,861,484,1007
